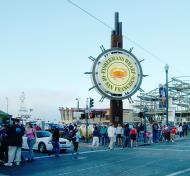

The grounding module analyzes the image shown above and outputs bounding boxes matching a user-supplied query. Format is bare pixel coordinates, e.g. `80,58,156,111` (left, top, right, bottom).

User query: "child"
171,127,176,142
130,127,137,148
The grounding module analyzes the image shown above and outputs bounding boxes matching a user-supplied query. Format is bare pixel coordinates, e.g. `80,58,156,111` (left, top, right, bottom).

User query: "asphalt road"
1,139,190,176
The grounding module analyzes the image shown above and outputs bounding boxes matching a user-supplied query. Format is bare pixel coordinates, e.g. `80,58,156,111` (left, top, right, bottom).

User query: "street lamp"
5,97,8,114
165,64,169,126
75,98,80,120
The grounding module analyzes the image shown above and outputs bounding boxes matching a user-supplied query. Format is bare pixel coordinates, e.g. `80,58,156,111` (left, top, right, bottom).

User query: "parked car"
22,130,72,153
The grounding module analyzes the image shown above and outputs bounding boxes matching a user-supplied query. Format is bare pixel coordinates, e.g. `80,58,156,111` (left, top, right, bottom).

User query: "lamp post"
75,98,80,120
85,98,89,143
165,64,169,126
5,97,8,114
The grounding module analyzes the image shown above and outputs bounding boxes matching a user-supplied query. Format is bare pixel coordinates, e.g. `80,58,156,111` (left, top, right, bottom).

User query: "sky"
0,0,190,121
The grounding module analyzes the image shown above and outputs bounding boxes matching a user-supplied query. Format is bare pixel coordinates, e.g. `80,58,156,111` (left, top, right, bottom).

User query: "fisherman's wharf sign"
91,48,143,100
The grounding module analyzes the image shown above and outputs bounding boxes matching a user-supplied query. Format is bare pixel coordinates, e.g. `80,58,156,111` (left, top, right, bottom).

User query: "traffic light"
89,113,95,119
89,98,94,108
80,113,85,119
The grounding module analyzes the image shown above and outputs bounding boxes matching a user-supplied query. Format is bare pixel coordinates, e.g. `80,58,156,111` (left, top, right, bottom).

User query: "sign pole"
110,12,123,125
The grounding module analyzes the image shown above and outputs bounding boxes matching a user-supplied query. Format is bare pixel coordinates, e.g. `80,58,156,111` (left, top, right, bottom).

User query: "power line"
65,0,184,75
65,0,112,30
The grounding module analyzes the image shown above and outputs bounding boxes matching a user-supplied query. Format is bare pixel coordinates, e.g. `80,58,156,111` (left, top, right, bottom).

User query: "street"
1,139,190,176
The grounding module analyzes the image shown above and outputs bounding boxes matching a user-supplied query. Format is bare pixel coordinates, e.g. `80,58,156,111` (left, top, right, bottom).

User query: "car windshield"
36,131,51,138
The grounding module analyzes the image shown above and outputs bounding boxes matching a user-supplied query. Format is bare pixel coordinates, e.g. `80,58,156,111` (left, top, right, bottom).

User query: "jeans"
153,131,158,143
7,146,21,164
73,141,79,153
108,137,114,149
27,138,35,160
138,131,144,142
101,134,108,146
52,141,60,157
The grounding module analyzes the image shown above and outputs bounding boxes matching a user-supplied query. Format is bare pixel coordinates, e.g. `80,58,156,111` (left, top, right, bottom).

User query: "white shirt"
116,126,122,134
178,126,182,132
108,126,115,137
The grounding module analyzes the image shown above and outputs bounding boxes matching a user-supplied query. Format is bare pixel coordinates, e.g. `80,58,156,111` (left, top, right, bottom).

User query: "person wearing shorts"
130,127,137,148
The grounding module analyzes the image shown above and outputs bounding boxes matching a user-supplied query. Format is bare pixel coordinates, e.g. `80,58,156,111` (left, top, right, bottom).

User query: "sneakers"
15,162,20,166
4,163,13,166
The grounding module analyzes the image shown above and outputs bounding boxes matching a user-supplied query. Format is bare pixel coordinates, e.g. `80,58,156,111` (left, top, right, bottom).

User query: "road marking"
165,168,190,176
34,148,123,160
77,156,86,160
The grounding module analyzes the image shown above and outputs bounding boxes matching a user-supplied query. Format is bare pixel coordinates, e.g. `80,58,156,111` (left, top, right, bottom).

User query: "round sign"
91,48,143,100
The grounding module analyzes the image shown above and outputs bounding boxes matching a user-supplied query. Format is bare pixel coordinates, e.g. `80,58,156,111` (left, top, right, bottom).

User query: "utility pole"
76,98,80,120
165,64,169,126
5,97,8,114
85,98,89,143
110,12,123,125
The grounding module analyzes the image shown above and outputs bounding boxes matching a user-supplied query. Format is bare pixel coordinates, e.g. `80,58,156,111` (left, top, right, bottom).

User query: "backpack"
130,128,137,135
67,130,75,141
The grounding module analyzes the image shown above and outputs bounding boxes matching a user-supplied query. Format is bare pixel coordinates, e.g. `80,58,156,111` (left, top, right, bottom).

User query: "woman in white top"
178,123,183,138
116,124,123,146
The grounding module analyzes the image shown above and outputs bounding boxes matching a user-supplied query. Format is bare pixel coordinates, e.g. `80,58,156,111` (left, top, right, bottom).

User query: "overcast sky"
0,0,190,121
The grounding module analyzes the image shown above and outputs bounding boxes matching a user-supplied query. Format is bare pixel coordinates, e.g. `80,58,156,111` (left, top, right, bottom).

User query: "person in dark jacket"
0,124,8,163
71,129,81,159
4,119,25,166
123,124,131,148
48,128,60,157
91,126,100,149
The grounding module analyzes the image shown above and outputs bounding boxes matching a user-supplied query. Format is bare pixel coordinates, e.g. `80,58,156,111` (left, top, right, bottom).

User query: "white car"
22,130,72,153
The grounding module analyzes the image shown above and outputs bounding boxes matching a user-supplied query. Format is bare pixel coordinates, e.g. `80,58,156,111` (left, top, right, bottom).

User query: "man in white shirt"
107,124,115,150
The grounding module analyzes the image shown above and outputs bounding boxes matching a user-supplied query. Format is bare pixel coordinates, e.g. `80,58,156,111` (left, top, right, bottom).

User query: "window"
36,131,51,138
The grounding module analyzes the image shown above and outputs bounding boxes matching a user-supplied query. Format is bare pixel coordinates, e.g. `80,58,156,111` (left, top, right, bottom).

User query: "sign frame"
91,48,143,100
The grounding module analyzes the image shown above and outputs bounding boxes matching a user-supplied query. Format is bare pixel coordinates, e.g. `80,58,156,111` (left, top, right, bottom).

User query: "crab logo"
110,68,127,80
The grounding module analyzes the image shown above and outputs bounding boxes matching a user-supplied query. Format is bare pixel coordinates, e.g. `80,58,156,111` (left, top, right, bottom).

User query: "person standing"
171,127,176,142
116,124,123,147
130,127,137,148
178,123,183,138
183,123,188,136
123,124,130,148
72,129,81,159
0,125,8,163
4,119,25,166
48,128,60,157
25,122,36,161
100,125,108,147
91,126,100,150
152,122,159,143
107,124,115,150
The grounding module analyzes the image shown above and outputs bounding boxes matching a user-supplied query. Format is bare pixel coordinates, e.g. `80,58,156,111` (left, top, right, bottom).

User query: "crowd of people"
0,119,82,166
0,119,189,167
0,119,42,166
90,121,189,150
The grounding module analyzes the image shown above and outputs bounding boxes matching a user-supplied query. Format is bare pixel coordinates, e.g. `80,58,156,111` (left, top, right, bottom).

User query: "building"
59,107,137,124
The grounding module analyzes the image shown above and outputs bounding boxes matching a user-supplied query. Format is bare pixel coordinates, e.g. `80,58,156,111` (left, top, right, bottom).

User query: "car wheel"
38,142,46,153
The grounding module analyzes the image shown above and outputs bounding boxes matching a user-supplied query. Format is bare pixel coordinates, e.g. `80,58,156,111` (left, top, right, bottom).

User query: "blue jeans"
101,134,108,146
138,132,144,142
153,131,158,143
52,141,60,157
27,138,35,160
